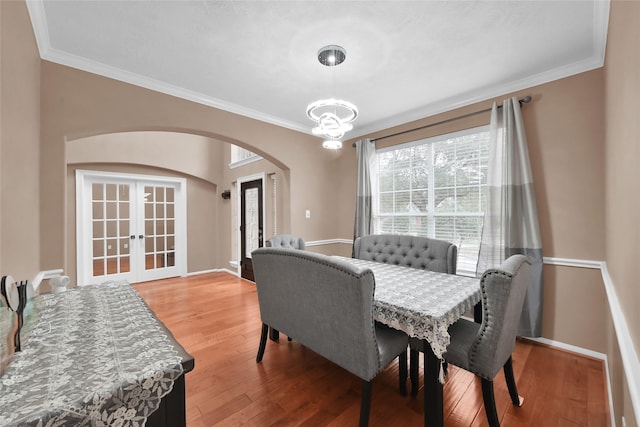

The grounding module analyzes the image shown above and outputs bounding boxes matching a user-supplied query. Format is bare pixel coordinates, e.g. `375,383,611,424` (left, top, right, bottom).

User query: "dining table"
336,256,482,427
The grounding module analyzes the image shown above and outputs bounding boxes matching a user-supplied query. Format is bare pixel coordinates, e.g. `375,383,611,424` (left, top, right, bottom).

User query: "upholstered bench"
353,234,457,273
353,233,458,396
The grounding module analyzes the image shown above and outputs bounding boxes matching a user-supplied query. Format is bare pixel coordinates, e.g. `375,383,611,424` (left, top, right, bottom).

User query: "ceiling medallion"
306,45,358,149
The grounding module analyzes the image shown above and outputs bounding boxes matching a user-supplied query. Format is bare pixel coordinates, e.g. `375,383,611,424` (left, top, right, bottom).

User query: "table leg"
423,341,443,427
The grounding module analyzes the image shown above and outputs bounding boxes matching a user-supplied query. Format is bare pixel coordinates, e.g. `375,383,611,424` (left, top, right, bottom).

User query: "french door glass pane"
91,183,131,278
144,185,176,271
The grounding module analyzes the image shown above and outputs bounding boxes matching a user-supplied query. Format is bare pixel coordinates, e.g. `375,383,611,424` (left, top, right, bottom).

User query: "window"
374,126,490,275
229,145,262,169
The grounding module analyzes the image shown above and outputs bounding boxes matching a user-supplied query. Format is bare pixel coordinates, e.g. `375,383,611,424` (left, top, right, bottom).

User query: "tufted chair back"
353,234,457,274
464,254,532,379
266,234,306,250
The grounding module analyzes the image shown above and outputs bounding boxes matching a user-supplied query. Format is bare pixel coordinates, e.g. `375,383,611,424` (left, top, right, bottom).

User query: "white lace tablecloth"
0,281,184,427
338,257,481,361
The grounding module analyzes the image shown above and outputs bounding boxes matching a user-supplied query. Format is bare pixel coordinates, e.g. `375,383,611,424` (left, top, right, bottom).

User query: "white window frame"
373,125,490,276
229,145,262,169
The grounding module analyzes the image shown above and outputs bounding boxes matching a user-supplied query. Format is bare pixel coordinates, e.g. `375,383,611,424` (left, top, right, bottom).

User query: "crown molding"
26,0,610,144
25,1,309,135
352,54,606,139
351,1,610,139
45,47,311,135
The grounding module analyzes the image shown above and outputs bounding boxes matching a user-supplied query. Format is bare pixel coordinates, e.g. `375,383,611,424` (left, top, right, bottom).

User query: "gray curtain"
476,97,543,337
353,138,375,255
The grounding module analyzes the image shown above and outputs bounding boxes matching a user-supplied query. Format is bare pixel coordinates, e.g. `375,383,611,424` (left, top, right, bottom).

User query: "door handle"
138,235,144,239
130,235,135,240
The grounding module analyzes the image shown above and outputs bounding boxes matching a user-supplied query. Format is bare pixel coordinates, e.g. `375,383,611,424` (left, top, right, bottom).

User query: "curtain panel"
476,97,543,337
353,139,376,255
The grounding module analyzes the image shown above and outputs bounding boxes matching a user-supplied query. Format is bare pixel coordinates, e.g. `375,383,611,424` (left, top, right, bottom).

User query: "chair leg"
359,380,372,427
269,327,280,341
398,350,408,396
256,323,269,363
503,356,524,406
481,378,500,427
410,348,419,396
474,302,483,323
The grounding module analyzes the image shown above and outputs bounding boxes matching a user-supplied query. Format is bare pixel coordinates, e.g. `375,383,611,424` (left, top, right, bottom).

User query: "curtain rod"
352,95,532,147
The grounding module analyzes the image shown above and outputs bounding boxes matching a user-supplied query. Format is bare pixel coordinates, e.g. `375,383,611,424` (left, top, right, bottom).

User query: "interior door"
240,179,263,281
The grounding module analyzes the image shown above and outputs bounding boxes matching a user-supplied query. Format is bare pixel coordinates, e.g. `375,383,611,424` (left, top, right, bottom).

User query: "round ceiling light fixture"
317,45,346,67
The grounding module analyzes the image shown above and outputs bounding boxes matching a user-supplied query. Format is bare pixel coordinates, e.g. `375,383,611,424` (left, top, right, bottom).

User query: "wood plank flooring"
133,272,609,427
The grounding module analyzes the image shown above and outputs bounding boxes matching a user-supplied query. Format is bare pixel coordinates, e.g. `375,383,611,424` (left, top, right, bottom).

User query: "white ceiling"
26,0,610,140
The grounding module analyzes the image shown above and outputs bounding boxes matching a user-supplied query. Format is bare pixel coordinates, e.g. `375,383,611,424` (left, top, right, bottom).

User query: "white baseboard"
187,267,237,277
523,336,607,360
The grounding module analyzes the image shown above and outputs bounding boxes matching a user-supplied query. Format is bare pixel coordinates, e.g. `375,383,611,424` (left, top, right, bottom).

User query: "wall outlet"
305,210,311,219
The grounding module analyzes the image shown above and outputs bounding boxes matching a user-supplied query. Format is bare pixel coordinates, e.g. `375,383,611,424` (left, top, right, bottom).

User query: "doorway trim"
75,169,187,285
236,173,266,277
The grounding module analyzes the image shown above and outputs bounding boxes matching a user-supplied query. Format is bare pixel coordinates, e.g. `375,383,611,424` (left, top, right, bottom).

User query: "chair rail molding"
305,238,353,247
542,256,602,269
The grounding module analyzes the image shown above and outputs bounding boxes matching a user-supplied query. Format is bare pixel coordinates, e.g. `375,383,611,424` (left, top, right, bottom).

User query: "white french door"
76,170,187,285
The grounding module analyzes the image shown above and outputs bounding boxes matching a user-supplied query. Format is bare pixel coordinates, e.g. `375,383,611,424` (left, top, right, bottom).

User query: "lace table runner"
339,257,481,361
0,281,184,427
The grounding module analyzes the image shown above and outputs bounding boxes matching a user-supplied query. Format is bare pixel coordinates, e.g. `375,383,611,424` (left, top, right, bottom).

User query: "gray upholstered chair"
353,233,457,395
412,254,532,427
266,234,306,250
252,247,409,427
264,234,305,341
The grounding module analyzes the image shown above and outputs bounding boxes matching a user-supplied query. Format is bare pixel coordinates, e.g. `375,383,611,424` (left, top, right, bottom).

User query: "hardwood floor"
133,272,609,427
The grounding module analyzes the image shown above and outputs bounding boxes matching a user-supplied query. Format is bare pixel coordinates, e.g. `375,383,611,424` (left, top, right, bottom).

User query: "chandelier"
306,45,358,149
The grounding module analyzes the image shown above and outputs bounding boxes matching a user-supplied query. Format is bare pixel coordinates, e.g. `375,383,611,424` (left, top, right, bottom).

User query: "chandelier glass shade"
322,140,343,150
306,98,358,140
307,45,358,146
